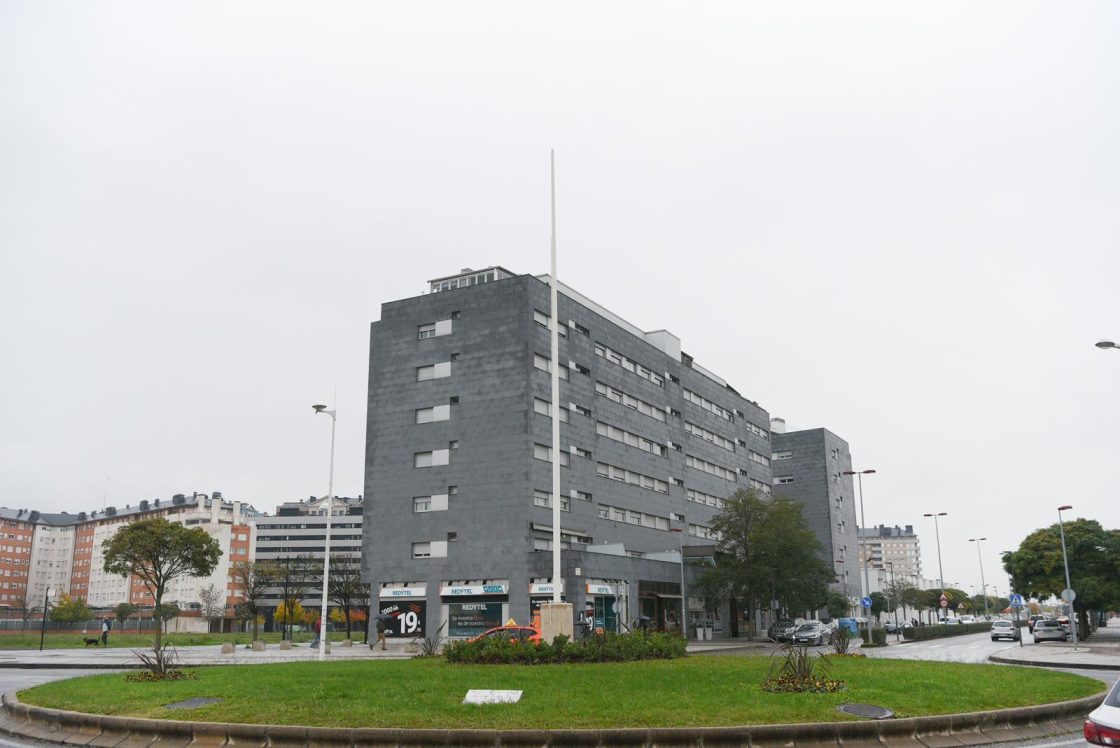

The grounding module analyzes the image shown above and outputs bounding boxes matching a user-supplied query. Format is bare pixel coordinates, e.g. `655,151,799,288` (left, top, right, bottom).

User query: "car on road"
1028,614,1046,633
1084,674,1120,745
884,620,901,634
990,620,1021,641
959,615,976,624
768,618,803,642
468,625,542,644
1031,619,1068,643
791,621,833,646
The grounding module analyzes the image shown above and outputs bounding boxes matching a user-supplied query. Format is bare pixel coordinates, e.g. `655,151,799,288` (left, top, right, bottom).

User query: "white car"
959,615,976,624
1084,675,1120,744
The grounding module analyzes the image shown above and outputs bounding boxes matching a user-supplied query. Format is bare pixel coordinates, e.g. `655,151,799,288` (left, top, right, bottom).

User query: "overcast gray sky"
2,1,1117,595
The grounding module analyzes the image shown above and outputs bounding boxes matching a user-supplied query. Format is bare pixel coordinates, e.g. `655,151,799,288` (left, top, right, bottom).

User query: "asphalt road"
0,668,107,747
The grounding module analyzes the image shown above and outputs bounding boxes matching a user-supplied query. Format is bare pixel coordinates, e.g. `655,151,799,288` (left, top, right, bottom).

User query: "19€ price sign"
379,601,426,637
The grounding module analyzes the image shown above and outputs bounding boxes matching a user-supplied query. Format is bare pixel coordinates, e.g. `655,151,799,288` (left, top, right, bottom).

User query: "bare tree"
198,584,226,633
274,555,316,640
230,560,278,641
328,554,368,640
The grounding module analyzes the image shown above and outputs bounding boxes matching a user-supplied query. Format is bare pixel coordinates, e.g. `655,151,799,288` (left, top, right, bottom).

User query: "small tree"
114,602,137,632
869,591,889,619
230,560,277,641
826,590,849,620
50,594,92,625
274,555,316,640
198,583,226,633
275,600,306,630
327,554,367,640
102,517,222,656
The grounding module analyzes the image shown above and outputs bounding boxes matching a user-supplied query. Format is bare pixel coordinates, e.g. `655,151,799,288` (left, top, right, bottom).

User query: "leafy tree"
695,490,834,636
327,554,369,640
114,602,137,631
50,593,91,624
275,600,306,628
825,590,849,620
1003,519,1120,635
869,591,889,618
230,560,278,641
101,517,222,653
198,583,226,633
156,602,181,633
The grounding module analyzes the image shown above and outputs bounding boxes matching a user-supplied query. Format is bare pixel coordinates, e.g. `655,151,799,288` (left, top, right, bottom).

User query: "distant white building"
858,524,922,585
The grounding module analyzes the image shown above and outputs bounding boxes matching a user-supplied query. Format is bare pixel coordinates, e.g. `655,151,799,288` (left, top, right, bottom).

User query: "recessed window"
450,352,460,361
773,450,792,461
416,405,451,424
449,396,459,405
672,478,685,487
449,440,459,450
574,363,591,376
575,447,592,459
413,497,432,513
573,404,591,418
414,449,450,468
447,532,458,542
572,322,590,336
448,485,458,495
576,490,592,502
775,476,795,485
412,542,431,559
417,362,451,381
533,444,570,467
417,323,436,340
451,311,461,320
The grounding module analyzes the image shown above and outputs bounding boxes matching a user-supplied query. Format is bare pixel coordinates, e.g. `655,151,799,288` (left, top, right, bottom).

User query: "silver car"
990,620,1021,641
791,622,833,646
1032,619,1068,643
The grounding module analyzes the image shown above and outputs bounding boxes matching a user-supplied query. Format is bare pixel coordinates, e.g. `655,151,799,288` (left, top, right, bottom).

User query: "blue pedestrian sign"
861,596,872,609
1009,593,1024,608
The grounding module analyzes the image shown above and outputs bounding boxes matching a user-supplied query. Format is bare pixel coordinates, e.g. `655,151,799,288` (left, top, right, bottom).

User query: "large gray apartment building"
364,267,773,640
769,425,862,606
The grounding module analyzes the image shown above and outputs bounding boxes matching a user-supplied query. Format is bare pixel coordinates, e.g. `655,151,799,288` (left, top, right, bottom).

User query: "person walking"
101,618,111,647
309,617,321,648
375,617,387,650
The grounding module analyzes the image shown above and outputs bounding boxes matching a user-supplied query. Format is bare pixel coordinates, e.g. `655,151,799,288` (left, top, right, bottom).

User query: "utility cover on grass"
164,698,223,710
837,703,894,720
463,690,522,705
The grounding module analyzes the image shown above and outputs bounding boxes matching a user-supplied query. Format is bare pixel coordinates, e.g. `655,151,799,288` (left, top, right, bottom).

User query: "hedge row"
902,623,992,640
444,632,686,664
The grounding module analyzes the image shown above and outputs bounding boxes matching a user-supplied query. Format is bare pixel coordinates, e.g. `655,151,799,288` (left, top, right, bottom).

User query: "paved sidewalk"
0,636,762,669
990,617,1120,670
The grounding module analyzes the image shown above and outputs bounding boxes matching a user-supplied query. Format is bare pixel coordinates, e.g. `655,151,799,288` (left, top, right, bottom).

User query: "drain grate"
164,698,223,710
837,703,894,720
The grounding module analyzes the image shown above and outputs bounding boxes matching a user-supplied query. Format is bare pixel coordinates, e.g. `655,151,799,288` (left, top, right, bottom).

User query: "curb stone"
1,689,1108,748
988,653,1120,671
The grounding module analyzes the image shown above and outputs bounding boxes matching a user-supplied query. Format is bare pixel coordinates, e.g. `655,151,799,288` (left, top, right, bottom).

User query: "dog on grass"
82,637,100,646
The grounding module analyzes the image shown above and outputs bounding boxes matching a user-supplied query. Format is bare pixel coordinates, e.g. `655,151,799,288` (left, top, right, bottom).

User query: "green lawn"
19,656,1105,729
0,630,343,650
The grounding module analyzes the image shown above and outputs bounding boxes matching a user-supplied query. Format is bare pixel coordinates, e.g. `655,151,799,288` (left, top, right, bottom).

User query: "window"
595,461,669,493
572,403,591,418
681,389,733,421
533,398,569,422
594,343,664,386
412,542,431,559
451,311,461,320
449,396,459,404
748,450,770,467
672,478,684,487
575,447,592,459
750,478,771,494
417,323,436,340
576,490,592,502
448,485,458,495
574,363,590,376
534,490,570,511
450,352,460,361
572,322,589,336
684,421,735,451
598,503,671,531
594,381,666,422
745,421,769,440
414,449,450,468
449,440,459,450
773,450,792,461
413,497,432,513
533,443,570,467
534,353,569,380
775,476,795,485
595,421,667,457
533,310,568,336
417,362,451,381
416,404,451,424
685,454,737,481
687,487,724,508
670,408,681,418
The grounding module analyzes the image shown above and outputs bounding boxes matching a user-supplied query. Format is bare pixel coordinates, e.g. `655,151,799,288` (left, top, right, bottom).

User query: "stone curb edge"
0,689,1107,748
989,654,1120,671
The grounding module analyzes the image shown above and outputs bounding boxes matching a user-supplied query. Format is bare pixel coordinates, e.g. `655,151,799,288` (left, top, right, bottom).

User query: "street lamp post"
843,469,876,641
671,524,687,638
884,561,900,641
38,587,54,651
1056,505,1078,650
923,512,947,620
312,404,337,662
968,537,990,620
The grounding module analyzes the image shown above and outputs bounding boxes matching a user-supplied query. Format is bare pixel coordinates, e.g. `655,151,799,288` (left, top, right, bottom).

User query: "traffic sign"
1009,593,1024,608
939,593,949,608
861,596,872,609
1061,588,1077,603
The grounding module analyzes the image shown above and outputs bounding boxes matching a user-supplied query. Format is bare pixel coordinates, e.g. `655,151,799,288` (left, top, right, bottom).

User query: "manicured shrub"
443,631,686,665
902,622,991,641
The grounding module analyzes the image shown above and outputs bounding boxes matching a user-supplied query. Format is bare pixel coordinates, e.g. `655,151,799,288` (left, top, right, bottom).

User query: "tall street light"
312,403,337,662
671,523,687,638
1056,505,1078,650
843,468,876,641
968,537,990,620
38,587,55,651
884,561,900,642
923,512,947,618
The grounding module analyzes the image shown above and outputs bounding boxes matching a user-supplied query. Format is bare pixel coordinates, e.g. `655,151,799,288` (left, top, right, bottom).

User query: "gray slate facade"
770,427,862,608
364,269,772,639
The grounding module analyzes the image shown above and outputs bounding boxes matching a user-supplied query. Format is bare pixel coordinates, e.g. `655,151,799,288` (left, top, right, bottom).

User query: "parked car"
1085,674,1120,745
768,618,803,642
1032,619,1068,643
990,620,1021,641
468,625,542,644
791,622,833,646
884,620,900,634
959,615,976,624
1028,614,1045,633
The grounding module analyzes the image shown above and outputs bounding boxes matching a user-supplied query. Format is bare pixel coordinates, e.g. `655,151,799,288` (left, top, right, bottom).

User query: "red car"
468,625,542,644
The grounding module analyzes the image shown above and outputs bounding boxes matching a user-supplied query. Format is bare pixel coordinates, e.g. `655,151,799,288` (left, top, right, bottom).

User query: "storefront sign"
379,586,427,599
378,600,426,638
440,584,508,596
447,601,503,637
586,583,615,596
529,582,564,595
